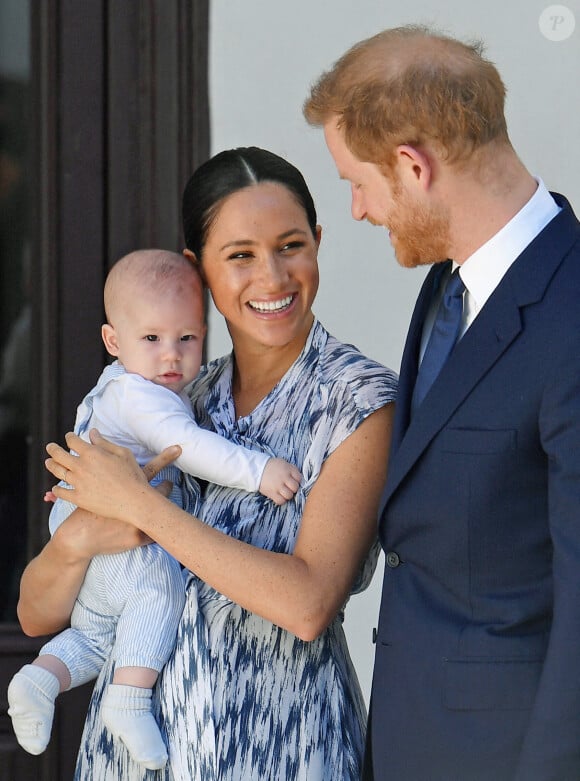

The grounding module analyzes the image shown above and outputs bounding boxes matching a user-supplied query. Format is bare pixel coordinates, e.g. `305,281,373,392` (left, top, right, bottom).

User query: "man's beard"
383,180,451,269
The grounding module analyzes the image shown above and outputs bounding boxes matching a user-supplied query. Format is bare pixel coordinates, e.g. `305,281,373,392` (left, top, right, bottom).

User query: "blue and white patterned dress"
73,320,397,780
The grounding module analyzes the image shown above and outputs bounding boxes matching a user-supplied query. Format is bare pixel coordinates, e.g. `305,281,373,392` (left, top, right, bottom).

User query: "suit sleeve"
515,339,580,779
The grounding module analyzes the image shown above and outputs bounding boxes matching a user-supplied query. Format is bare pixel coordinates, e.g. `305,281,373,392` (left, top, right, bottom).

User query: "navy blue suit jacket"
367,194,580,780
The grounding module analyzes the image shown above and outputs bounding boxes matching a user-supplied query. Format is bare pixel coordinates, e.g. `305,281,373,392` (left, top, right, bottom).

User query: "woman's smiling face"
198,181,321,351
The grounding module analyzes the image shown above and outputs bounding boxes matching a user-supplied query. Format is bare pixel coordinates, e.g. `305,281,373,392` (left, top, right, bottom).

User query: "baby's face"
111,283,206,394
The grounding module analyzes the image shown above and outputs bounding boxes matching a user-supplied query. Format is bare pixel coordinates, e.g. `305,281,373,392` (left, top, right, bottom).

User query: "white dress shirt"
419,179,561,361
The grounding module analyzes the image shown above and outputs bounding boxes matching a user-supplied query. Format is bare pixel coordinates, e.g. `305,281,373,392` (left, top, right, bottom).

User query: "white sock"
101,684,168,770
7,664,61,755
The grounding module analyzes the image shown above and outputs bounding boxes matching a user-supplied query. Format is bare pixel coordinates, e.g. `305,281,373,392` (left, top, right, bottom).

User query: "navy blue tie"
412,268,465,413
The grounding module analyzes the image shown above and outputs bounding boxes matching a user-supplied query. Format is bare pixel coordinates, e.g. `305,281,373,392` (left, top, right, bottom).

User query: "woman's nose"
259,253,288,286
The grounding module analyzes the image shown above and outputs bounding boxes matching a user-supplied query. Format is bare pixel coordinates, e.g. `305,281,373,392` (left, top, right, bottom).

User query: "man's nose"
351,185,366,221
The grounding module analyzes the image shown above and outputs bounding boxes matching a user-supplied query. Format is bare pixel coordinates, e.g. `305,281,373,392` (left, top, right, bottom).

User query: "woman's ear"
315,224,322,248
101,323,120,357
183,248,207,284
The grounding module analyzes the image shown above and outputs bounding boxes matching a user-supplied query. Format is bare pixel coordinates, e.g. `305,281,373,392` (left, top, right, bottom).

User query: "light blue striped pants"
41,466,197,689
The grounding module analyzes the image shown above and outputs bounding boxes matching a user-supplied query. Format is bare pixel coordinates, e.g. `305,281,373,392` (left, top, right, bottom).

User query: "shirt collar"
457,178,560,312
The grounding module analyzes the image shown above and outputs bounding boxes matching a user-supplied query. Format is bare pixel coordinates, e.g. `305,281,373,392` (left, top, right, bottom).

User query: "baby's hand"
259,458,302,505
43,491,58,503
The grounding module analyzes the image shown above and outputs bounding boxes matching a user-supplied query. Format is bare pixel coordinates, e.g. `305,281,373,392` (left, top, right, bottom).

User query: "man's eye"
145,335,158,342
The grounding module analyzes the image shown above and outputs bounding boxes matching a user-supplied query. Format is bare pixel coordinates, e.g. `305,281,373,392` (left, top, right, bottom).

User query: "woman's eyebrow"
278,228,308,240
219,228,308,252
219,239,257,251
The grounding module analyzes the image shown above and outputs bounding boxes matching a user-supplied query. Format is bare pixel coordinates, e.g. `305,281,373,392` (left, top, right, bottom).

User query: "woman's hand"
19,433,182,637
45,429,182,525
52,507,152,560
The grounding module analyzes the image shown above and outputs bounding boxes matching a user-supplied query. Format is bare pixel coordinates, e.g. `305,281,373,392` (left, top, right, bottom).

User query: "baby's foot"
7,665,60,755
102,684,168,770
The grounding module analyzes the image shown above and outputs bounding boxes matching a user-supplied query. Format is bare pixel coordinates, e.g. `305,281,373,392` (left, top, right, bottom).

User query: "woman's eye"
281,241,304,252
228,251,252,260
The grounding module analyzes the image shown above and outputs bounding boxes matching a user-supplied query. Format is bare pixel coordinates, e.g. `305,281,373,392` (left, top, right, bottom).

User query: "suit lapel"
390,263,447,450
381,194,580,514
383,281,522,508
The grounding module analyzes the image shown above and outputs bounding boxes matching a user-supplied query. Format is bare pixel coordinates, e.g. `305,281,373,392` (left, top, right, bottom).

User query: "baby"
8,249,301,769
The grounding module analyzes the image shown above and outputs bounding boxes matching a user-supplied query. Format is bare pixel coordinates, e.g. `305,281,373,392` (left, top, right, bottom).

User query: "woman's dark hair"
182,147,318,260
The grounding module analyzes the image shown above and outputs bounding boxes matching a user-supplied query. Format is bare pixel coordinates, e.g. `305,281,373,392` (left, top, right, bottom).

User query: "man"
304,25,580,780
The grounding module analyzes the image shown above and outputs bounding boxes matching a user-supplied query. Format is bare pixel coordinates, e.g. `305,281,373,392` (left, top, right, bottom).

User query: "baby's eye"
145,335,158,342
181,334,195,342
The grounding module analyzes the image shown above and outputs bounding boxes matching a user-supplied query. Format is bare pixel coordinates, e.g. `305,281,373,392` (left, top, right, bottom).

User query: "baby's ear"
101,323,120,357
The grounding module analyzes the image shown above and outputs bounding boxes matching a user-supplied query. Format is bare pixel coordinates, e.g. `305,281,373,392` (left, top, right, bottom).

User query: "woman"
21,148,397,779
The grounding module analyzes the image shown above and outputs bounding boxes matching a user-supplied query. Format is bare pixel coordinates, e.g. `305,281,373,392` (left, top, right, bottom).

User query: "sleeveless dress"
73,320,398,780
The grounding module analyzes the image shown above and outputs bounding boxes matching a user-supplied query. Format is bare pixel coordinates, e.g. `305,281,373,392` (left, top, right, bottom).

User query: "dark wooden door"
0,1,209,777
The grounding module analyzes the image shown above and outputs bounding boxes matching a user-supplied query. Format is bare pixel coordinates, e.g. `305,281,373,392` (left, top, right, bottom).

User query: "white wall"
209,0,580,704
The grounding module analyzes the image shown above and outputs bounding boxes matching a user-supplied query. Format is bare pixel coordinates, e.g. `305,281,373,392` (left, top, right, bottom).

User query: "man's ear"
395,144,433,190
101,323,120,357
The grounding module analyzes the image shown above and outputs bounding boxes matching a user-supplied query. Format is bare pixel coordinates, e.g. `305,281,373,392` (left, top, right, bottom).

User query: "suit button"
386,551,401,568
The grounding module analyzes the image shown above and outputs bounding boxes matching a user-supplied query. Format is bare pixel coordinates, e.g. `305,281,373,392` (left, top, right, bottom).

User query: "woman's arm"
17,509,152,636
46,406,393,641
17,509,98,635
19,449,176,636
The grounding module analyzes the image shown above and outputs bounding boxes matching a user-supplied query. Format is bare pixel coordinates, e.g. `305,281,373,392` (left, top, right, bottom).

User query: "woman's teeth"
249,295,293,312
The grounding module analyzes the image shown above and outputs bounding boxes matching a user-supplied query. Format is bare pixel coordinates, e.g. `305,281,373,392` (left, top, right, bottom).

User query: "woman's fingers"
45,442,76,481
45,431,104,482
141,445,183,482
88,428,181,482
45,428,181,508
86,428,125,453
45,430,142,515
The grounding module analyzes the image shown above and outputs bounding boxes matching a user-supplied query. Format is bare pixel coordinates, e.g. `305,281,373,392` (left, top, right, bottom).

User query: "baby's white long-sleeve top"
77,362,268,492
